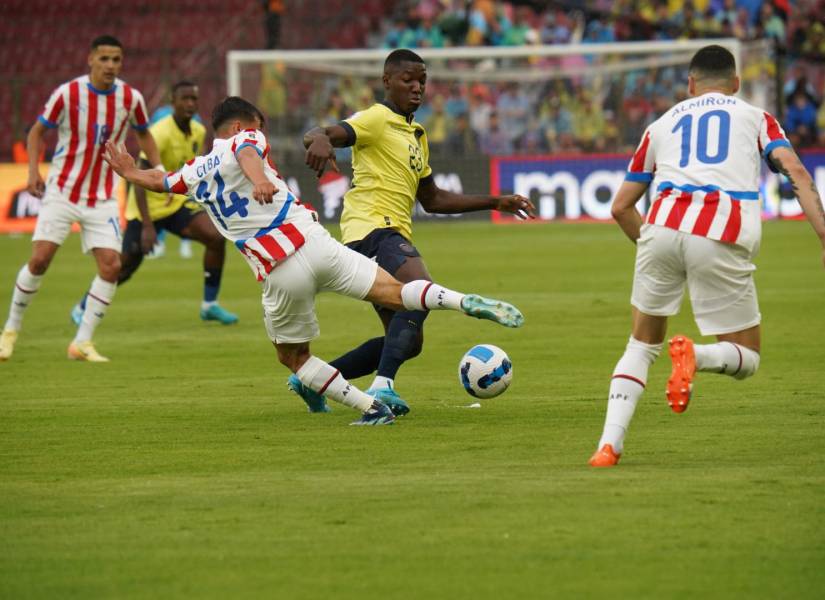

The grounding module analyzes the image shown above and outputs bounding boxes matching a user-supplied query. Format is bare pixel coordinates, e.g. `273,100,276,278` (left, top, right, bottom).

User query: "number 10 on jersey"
672,110,731,167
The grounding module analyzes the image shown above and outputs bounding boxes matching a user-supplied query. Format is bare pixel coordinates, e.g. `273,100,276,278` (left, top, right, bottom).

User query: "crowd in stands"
275,0,825,157
381,0,790,48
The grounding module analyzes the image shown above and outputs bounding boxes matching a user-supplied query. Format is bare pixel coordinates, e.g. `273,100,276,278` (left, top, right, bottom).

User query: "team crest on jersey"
98,124,111,145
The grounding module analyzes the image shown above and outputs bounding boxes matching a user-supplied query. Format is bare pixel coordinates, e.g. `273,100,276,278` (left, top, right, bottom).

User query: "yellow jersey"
340,102,432,244
126,114,206,221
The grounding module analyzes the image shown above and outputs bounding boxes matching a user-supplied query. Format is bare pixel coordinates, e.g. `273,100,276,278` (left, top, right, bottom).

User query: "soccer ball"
458,344,512,399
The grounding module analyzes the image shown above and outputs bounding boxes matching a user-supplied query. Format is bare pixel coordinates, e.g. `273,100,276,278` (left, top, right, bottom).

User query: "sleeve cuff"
131,123,149,131
38,115,58,129
763,139,791,160
235,143,264,157
625,172,653,183
163,176,170,192
339,121,356,147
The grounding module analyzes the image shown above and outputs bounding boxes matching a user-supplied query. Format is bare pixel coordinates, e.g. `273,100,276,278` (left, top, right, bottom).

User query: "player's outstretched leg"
590,336,662,467
392,279,524,328
667,334,760,413
280,344,394,425
1,264,45,361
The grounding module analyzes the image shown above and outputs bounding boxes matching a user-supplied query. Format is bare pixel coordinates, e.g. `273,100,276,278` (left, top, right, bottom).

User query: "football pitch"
1,221,823,599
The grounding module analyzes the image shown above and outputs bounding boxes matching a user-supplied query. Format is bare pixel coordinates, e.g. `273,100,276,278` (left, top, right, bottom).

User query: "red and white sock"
74,276,116,344
695,342,760,380
597,336,663,454
5,265,43,331
400,280,464,311
296,356,373,412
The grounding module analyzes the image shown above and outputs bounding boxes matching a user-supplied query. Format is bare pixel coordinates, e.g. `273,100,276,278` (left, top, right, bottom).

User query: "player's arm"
610,181,649,243
303,125,350,177
26,120,49,198
102,142,166,192
416,175,535,219
236,146,277,205
134,128,162,169
133,157,158,254
768,146,825,267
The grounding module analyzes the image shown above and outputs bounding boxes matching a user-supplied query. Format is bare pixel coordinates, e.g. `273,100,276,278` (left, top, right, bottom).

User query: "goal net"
226,39,796,223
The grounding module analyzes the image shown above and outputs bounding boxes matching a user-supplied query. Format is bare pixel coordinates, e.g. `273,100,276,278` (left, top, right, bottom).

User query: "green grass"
1,221,823,599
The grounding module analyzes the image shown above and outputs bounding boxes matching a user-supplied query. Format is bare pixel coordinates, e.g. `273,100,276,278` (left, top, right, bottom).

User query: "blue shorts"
345,228,421,276
122,201,203,256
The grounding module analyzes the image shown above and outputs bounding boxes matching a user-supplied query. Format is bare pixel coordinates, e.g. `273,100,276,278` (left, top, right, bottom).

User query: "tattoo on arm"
773,155,825,226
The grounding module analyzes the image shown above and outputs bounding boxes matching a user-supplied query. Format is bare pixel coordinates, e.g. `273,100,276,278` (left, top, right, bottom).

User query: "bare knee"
28,255,52,275
275,342,311,373
28,243,58,275
98,255,121,282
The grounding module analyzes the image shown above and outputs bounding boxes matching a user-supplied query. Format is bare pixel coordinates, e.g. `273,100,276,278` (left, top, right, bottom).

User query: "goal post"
222,39,818,224
227,39,743,98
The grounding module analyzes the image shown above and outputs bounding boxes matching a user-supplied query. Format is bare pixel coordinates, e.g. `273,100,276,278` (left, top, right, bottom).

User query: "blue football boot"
70,301,84,327
287,374,331,413
367,387,410,417
460,294,524,328
200,304,239,325
350,400,395,426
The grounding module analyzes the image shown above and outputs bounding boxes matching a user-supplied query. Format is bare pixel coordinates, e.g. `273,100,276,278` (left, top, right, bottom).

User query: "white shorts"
262,225,379,344
32,187,122,253
631,225,761,336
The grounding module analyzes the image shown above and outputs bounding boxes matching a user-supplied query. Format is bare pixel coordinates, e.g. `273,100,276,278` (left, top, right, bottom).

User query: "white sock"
597,336,663,454
74,276,116,344
201,300,217,311
296,356,373,412
370,376,393,391
5,265,43,331
695,342,760,380
401,280,464,311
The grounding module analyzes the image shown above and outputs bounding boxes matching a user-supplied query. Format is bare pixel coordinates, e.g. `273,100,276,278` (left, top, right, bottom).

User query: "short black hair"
211,96,265,130
171,80,197,96
384,49,425,71
689,45,736,80
91,35,123,50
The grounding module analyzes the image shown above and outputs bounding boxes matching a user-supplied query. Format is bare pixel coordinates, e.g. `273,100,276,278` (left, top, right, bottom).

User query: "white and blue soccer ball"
458,344,512,399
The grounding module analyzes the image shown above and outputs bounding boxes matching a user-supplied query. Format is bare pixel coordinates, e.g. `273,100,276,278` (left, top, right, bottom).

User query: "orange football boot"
588,444,621,467
667,335,696,413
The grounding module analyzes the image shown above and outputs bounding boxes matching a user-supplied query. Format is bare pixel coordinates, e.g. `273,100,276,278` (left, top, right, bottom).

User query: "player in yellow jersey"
70,81,238,325
295,49,536,415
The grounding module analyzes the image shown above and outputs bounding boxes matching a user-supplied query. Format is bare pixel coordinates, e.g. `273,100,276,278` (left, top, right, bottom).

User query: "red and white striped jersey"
38,75,149,207
164,129,317,281
626,92,791,253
